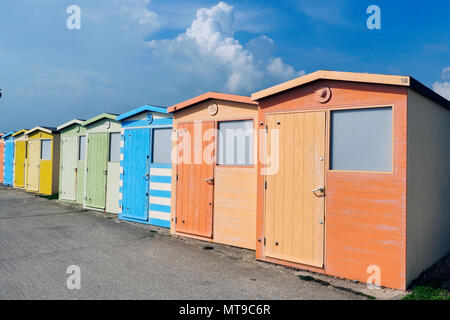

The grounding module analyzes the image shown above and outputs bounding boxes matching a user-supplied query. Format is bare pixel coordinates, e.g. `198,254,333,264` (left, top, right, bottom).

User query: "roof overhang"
57,119,85,131
82,113,118,126
167,92,257,113
251,70,411,101
1,131,15,139
12,129,29,137
26,126,57,135
251,70,450,109
117,105,169,121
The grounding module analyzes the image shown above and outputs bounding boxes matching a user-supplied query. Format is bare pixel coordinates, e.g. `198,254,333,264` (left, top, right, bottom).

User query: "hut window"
218,120,253,166
78,136,86,161
40,140,52,160
152,128,172,164
109,133,121,162
330,107,392,172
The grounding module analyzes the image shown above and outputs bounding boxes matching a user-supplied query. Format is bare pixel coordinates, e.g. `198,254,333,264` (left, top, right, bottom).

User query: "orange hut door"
264,111,326,267
175,122,215,238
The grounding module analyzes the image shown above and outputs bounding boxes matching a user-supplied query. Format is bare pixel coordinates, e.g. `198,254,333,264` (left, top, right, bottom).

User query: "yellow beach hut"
25,126,60,195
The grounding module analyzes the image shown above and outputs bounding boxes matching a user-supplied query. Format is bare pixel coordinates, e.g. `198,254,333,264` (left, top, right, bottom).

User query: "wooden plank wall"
171,100,258,250
256,80,408,290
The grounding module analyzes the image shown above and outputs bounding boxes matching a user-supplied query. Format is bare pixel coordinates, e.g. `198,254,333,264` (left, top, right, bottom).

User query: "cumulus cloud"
433,66,450,100
267,58,305,82
146,1,303,93
433,81,450,100
441,67,450,80
122,0,160,28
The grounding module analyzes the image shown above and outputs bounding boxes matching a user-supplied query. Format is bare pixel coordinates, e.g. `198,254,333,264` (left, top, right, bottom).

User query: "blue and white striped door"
121,128,150,221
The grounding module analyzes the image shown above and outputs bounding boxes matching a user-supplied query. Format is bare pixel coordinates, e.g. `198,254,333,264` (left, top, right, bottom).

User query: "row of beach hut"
1,70,449,291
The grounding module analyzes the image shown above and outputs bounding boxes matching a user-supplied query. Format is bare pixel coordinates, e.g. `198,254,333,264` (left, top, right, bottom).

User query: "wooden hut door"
86,133,109,209
60,136,78,201
264,111,326,268
27,140,41,191
4,141,14,185
0,142,4,183
122,128,151,221
175,122,215,238
14,141,26,188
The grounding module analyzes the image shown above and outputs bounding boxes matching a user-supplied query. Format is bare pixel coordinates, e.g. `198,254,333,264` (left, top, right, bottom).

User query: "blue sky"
0,0,449,131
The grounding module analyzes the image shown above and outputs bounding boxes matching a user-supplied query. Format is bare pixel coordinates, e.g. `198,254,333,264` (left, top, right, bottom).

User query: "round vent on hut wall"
105,120,111,129
146,113,154,124
315,86,332,103
208,103,218,116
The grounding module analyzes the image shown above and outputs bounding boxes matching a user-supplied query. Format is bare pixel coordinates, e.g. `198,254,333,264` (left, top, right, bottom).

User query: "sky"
0,0,449,132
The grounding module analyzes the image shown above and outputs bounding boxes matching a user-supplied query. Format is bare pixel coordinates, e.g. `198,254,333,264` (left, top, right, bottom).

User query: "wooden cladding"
14,141,27,188
264,111,326,267
175,121,215,238
26,140,40,192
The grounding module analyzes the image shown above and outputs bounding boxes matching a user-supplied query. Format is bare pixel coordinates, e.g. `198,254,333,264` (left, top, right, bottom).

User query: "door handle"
311,187,324,193
142,173,150,181
204,178,214,183
103,170,107,175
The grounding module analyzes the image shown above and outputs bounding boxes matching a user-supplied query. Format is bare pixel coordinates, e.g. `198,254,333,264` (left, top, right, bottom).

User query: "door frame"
174,120,216,238
262,109,328,268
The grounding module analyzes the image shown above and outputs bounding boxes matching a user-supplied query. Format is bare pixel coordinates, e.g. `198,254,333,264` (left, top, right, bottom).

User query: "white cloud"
267,58,305,82
441,67,450,79
146,1,303,93
433,81,450,100
122,0,159,25
297,0,349,25
433,67,450,100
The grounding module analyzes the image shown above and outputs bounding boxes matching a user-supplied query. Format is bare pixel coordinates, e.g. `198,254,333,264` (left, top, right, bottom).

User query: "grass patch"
403,285,449,300
403,253,449,300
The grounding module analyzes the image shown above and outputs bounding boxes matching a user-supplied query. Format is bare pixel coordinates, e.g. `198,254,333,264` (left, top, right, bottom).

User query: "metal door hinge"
264,181,267,189
263,237,266,246
176,174,178,181
175,217,177,223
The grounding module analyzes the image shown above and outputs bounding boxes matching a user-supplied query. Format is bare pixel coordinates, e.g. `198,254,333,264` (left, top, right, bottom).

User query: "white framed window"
152,128,172,164
217,120,253,166
78,136,86,161
330,107,392,172
40,140,52,160
109,133,121,162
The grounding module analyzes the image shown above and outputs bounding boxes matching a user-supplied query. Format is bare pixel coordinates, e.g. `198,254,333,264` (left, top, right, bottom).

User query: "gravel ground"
0,186,370,300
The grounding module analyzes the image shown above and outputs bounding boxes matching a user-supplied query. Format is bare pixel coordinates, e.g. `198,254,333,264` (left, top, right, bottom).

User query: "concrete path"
0,186,366,300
